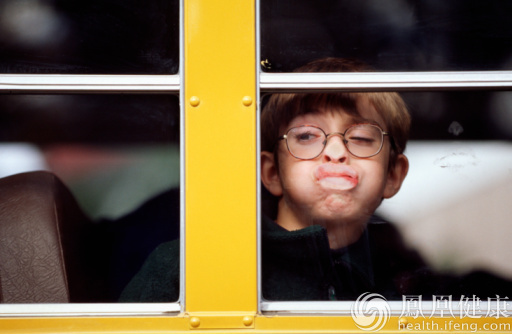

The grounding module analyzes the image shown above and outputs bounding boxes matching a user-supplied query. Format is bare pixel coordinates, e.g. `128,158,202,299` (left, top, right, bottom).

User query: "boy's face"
261,97,408,239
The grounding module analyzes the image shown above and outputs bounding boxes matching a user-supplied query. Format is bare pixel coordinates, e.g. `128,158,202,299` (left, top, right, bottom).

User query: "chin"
312,210,354,224
313,205,371,226
322,193,355,213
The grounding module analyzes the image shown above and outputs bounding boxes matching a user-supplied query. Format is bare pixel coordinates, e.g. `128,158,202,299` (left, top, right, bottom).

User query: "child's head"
261,58,410,247
261,58,410,168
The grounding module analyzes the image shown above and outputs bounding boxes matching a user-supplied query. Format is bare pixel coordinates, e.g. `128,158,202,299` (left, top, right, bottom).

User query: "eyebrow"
345,116,384,128
305,109,385,130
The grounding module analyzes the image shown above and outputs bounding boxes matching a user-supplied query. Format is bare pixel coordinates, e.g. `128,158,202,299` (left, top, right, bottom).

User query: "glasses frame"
278,124,390,160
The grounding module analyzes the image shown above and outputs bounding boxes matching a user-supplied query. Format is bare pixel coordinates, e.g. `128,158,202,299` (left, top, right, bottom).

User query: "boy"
120,58,431,302
259,58,433,300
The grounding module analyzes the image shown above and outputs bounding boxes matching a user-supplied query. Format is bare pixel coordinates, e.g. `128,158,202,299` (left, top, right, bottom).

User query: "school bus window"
0,94,180,303
258,0,512,314
0,0,179,74
260,0,512,72
260,85,512,306
379,90,512,299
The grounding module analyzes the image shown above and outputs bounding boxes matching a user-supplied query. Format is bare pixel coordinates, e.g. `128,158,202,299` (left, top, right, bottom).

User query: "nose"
322,133,349,163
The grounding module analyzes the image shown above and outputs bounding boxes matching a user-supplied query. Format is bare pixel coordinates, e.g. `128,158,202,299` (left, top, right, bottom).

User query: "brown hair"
261,58,411,167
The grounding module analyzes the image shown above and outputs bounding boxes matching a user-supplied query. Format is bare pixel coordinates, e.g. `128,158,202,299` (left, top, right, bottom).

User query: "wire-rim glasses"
278,124,390,160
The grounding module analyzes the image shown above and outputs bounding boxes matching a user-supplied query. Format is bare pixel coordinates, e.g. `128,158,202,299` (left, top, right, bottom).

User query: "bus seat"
0,171,96,303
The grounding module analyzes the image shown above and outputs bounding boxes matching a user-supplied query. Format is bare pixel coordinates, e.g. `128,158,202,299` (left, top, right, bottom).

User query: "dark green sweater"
119,217,435,302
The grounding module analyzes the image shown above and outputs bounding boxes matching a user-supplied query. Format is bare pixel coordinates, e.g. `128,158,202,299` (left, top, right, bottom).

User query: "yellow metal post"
184,0,257,315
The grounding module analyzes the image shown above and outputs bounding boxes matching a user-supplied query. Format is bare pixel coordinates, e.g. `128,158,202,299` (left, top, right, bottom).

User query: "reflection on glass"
261,87,512,301
261,0,512,72
379,91,512,295
0,94,180,303
0,0,179,74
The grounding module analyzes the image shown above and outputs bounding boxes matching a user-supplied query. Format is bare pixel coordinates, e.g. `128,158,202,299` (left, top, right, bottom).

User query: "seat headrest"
0,171,92,303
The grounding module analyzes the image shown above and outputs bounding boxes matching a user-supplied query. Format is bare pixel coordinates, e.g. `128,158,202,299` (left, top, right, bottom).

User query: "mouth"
314,164,359,190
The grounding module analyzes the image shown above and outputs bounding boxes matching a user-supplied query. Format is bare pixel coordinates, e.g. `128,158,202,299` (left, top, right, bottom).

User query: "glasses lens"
344,124,383,157
286,126,325,159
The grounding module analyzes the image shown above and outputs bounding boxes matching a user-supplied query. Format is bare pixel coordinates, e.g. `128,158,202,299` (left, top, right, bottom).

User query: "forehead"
285,96,386,130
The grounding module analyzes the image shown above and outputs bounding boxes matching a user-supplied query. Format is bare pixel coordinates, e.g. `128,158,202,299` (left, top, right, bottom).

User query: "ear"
383,154,409,199
261,151,283,197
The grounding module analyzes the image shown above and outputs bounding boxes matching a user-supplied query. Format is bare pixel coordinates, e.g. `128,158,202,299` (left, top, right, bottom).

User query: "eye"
348,136,375,146
295,131,317,142
346,128,378,146
289,127,324,145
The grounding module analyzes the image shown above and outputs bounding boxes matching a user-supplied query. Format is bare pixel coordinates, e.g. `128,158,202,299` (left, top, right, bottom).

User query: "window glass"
379,90,512,295
261,0,512,72
0,0,179,74
260,90,512,302
0,94,179,303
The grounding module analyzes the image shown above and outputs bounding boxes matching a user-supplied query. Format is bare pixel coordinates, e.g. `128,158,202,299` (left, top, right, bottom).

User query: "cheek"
279,156,310,183
279,163,317,202
359,166,389,209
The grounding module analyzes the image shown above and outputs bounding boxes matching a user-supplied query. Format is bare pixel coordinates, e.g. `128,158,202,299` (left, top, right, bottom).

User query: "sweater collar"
262,215,375,288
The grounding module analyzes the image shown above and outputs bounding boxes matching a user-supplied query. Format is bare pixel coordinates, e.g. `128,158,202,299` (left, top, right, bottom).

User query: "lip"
314,164,359,190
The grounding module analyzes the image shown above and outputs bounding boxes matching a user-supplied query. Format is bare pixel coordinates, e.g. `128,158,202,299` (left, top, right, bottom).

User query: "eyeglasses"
278,124,390,160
